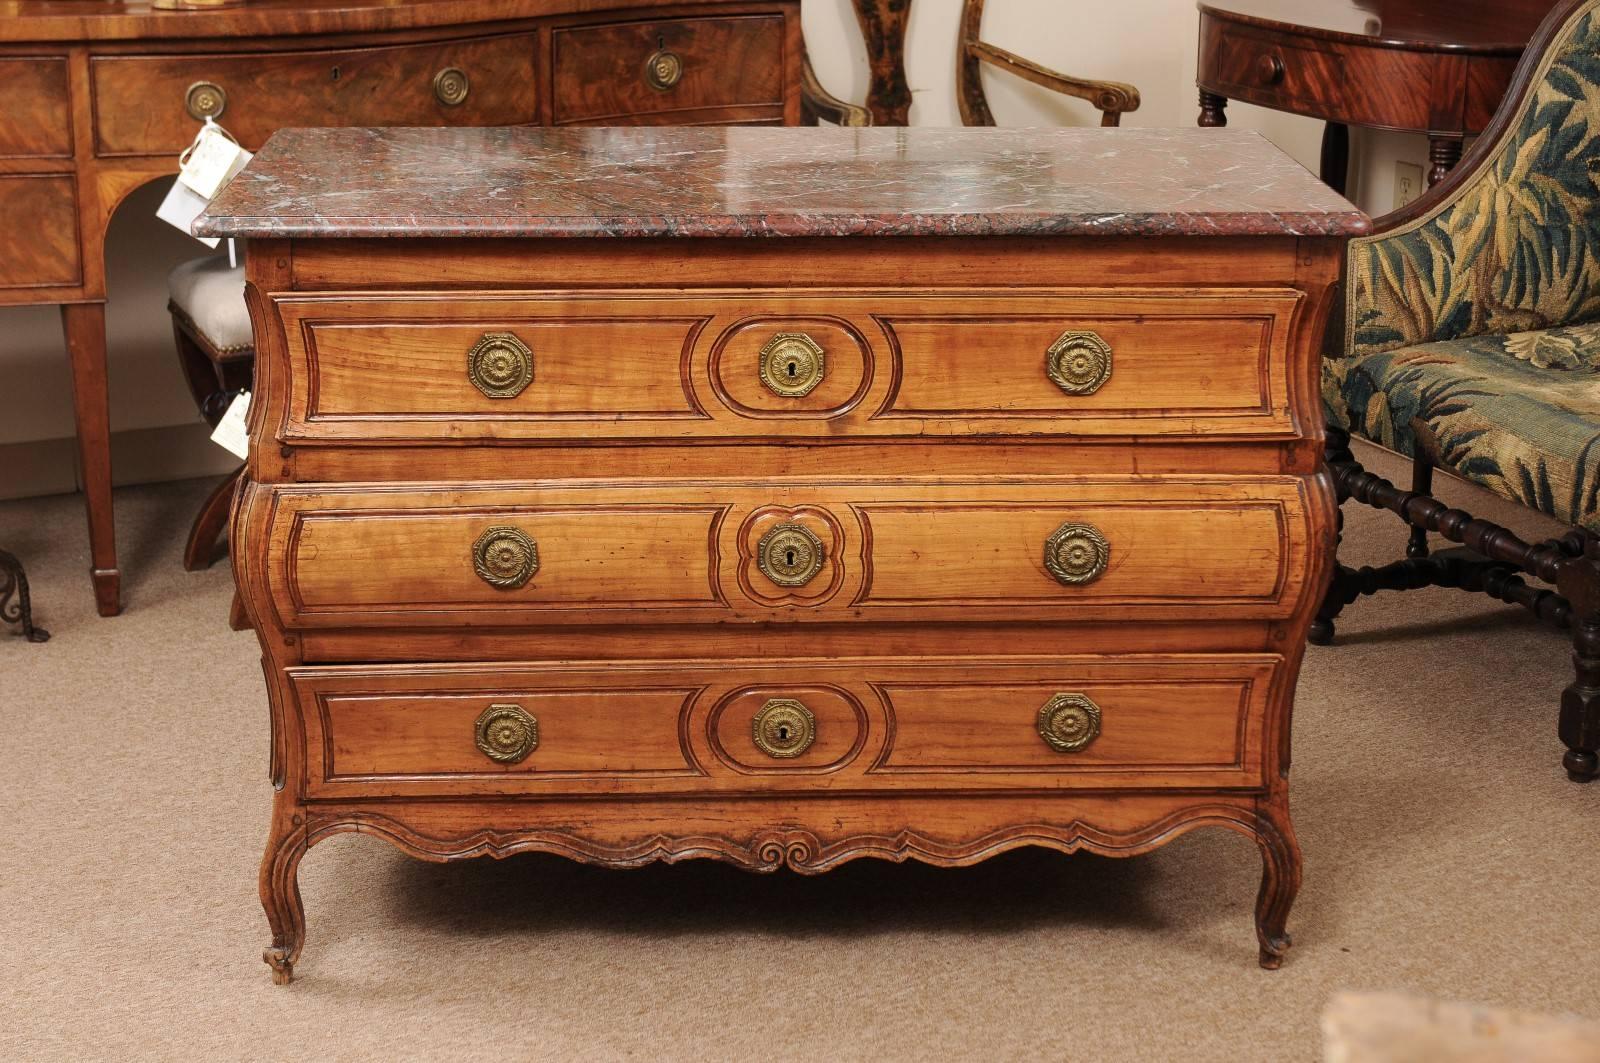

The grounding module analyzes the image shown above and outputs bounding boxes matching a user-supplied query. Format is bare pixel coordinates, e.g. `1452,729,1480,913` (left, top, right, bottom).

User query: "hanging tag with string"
156,117,252,252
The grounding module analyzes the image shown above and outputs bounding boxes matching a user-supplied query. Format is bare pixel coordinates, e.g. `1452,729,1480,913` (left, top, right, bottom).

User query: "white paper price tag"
179,123,250,200
157,119,252,248
157,179,222,249
210,391,251,459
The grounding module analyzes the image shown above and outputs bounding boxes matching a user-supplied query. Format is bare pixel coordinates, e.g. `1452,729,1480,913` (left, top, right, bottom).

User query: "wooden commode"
195,126,1368,983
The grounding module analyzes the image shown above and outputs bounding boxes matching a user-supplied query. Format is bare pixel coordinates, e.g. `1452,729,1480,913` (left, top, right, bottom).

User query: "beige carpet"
2,441,1594,1062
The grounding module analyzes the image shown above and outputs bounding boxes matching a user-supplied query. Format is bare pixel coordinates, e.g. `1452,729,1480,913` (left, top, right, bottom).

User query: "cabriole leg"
1253,805,1301,969
260,817,309,984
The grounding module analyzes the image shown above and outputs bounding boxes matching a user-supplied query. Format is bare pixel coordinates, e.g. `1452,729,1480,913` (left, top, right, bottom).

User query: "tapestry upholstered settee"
1319,0,1600,781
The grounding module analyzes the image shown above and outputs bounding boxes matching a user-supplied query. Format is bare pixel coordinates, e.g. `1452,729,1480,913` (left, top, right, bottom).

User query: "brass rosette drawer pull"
433,66,471,106
758,332,826,398
1045,521,1109,586
757,522,825,587
1045,329,1112,395
475,703,539,764
184,80,227,122
644,47,684,91
1037,693,1101,753
752,698,816,758
467,332,534,399
473,525,539,590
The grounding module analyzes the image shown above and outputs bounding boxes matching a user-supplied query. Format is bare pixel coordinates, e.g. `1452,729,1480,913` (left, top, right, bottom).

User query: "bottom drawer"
293,655,1281,798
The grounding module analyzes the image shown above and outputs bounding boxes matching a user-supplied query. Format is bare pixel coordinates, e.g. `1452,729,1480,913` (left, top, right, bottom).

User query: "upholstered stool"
168,252,254,573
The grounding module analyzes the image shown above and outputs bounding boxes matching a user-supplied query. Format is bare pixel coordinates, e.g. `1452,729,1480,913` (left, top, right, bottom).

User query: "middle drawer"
258,478,1314,628
270,289,1306,443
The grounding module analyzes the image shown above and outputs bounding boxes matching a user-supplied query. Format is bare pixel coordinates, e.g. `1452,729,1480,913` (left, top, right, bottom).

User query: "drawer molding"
289,655,1278,798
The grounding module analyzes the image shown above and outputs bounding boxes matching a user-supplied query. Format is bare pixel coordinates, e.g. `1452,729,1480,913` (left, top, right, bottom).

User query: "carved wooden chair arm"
801,56,873,127
959,39,1141,127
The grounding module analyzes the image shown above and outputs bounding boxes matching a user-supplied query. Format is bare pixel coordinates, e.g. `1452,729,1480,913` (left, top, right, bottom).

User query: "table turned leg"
0,549,50,643
1320,122,1350,196
60,303,120,617
1198,90,1228,127
1427,135,1464,187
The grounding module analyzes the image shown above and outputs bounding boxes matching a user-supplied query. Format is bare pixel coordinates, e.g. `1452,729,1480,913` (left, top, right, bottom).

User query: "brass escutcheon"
758,332,826,398
757,522,825,587
1037,693,1102,753
473,525,539,590
644,48,684,90
1045,330,1113,395
1044,522,1110,586
184,81,227,122
467,332,534,399
433,67,471,106
752,698,816,758
475,703,539,763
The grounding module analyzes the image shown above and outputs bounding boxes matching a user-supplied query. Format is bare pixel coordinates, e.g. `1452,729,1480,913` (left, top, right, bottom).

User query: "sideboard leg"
60,303,121,617
260,816,310,985
1253,802,1301,969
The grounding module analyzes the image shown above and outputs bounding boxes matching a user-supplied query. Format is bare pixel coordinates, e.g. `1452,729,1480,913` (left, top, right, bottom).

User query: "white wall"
0,0,1428,498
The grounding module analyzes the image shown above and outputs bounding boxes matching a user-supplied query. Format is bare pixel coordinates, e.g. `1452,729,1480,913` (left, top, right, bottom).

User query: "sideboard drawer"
551,15,787,124
271,288,1304,441
258,479,1313,628
0,58,72,158
0,175,80,289
291,654,1278,798
91,35,537,157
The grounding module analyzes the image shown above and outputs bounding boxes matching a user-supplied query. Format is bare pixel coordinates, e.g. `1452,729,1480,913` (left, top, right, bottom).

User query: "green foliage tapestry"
1328,2,1600,528
1345,7,1600,361
1325,323,1600,530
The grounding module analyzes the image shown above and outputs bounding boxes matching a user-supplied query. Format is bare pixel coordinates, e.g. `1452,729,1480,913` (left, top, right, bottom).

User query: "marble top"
195,126,1369,240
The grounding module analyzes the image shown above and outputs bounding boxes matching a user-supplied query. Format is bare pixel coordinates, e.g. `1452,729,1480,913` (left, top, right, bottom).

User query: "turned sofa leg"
1310,424,1355,646
1561,617,1600,782
1406,456,1433,559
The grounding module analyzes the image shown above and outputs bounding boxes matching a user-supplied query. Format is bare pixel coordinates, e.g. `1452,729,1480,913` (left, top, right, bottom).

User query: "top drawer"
269,288,1306,443
551,16,787,125
0,58,72,158
91,35,537,157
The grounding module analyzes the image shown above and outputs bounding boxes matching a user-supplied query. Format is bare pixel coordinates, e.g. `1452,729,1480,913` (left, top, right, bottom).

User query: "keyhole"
330,66,340,81
777,725,791,741
786,360,798,378
785,549,796,566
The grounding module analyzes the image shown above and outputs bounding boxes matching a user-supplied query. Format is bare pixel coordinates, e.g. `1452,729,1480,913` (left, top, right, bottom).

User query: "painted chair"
1318,0,1600,781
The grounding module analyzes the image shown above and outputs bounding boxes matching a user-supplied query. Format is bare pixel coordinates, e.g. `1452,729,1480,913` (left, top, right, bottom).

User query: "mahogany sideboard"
0,0,802,617
1196,0,1558,193
196,125,1368,982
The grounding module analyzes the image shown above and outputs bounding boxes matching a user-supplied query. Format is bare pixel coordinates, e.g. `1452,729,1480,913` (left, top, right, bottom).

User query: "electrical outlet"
1393,162,1424,209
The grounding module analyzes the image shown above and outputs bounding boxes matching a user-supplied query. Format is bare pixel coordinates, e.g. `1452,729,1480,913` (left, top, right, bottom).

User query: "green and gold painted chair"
1319,0,1600,781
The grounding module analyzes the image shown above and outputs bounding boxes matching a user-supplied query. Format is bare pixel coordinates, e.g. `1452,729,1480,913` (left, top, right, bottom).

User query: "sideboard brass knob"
473,525,539,590
1045,522,1109,586
184,81,227,122
752,698,816,758
433,67,471,106
1037,693,1101,753
644,48,684,91
1045,330,1113,395
758,332,826,398
475,703,539,764
757,522,825,587
467,332,534,399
